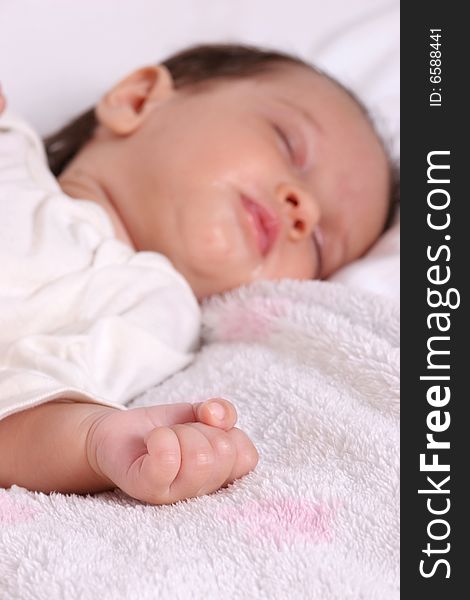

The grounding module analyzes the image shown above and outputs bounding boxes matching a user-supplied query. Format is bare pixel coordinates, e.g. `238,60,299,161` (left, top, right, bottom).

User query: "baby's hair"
44,43,399,230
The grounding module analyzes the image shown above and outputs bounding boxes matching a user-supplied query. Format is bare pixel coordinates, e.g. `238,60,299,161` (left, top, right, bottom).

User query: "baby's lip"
240,195,281,256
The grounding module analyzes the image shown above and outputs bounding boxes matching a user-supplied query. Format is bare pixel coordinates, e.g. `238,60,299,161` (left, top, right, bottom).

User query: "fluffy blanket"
0,279,399,599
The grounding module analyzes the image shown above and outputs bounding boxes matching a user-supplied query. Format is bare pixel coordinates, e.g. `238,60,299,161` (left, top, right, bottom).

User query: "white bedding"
1,280,399,599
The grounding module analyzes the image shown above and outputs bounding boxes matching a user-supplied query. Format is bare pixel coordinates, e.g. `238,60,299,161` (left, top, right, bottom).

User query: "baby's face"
87,64,390,300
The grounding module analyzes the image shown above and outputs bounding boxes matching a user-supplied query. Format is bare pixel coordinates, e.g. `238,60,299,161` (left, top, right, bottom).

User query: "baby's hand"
85,398,259,504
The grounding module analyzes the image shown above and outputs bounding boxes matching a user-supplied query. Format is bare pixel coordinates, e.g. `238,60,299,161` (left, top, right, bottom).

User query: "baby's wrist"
78,405,119,488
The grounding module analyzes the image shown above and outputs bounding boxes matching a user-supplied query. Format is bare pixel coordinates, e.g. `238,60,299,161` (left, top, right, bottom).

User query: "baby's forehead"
268,64,367,112
276,65,387,150
231,63,368,126
185,63,387,164
184,61,324,96
181,62,356,117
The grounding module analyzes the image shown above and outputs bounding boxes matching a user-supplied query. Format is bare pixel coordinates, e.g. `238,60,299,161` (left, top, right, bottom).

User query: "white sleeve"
0,110,59,192
0,113,201,421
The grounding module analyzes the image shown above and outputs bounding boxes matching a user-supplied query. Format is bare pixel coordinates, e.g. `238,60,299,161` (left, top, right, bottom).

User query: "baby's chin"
190,274,241,301
167,236,266,298
182,265,253,301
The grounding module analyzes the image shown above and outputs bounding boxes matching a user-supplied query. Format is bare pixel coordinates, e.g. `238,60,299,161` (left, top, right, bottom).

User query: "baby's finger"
183,422,238,496
143,401,209,428
181,422,258,494
143,398,236,431
136,426,182,503
193,398,237,431
168,423,216,500
220,427,259,486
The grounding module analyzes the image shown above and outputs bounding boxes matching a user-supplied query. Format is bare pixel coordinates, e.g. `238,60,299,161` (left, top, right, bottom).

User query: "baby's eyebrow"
275,98,323,134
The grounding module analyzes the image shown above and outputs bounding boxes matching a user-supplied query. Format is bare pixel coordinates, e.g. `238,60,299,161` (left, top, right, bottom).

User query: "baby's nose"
277,183,321,241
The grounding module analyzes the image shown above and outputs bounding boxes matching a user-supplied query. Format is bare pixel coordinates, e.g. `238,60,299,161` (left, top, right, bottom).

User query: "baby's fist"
85,398,259,505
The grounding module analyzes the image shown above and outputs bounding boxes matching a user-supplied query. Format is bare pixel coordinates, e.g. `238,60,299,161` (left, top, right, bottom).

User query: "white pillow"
329,210,400,301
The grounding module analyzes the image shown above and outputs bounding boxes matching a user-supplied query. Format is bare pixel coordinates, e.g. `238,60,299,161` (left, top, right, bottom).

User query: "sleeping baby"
0,44,398,505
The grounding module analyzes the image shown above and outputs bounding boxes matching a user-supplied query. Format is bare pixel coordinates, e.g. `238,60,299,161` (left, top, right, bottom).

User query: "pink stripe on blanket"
218,498,334,545
0,493,40,525
214,296,292,342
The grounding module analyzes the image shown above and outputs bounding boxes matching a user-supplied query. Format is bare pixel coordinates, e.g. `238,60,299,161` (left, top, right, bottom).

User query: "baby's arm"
0,88,258,502
0,401,116,494
0,398,259,503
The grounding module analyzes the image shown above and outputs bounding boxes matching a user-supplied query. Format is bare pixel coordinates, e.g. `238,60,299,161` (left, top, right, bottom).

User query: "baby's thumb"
193,398,238,431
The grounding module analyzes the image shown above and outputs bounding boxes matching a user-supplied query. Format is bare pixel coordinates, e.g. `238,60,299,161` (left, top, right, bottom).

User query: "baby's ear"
95,65,175,135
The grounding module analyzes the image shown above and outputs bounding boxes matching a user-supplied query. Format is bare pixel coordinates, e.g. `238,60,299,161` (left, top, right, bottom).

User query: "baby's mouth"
240,195,280,256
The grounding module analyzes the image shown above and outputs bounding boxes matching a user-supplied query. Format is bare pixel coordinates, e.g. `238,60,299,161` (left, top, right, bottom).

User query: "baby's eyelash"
273,122,309,170
312,228,323,279
273,124,295,160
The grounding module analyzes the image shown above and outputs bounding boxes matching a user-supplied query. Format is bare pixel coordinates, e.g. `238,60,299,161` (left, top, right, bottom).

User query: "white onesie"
0,112,201,421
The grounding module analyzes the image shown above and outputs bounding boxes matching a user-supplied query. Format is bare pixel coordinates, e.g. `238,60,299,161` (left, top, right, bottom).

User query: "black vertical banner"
401,3,467,597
